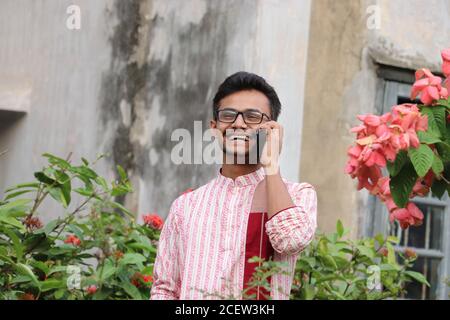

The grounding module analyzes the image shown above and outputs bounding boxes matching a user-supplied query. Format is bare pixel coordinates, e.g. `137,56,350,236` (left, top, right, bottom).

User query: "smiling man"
151,72,317,300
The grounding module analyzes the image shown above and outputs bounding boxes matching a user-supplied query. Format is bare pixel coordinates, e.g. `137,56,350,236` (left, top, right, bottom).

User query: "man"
151,72,317,300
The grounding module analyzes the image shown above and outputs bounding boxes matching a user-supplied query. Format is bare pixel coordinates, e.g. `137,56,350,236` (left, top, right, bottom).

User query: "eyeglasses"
215,108,271,124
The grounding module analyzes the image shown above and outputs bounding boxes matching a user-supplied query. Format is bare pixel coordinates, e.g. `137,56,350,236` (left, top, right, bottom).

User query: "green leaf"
74,188,93,197
2,228,24,261
14,263,40,289
34,171,56,185
386,150,408,177
431,107,446,136
117,165,128,181
421,108,441,137
5,182,40,193
379,264,400,271
42,153,71,169
34,218,59,235
110,201,134,218
127,242,157,254
436,142,450,161
417,131,442,144
71,166,97,180
119,253,146,265
436,98,450,108
356,245,375,259
408,144,434,178
81,157,89,166
431,178,447,199
54,288,66,299
95,177,109,191
389,161,418,208
30,260,50,275
386,243,396,265
431,154,444,176
320,255,338,270
404,271,430,286
0,215,26,231
336,220,344,238
97,259,116,281
47,186,69,208
40,279,65,292
300,284,315,300
0,198,32,213
387,236,399,244
4,189,35,201
120,281,143,300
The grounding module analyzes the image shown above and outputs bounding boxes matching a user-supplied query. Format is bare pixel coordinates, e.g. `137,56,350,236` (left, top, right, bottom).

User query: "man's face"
210,89,272,161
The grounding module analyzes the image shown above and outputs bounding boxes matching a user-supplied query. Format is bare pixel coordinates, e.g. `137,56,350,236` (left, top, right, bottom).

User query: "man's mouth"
226,133,250,142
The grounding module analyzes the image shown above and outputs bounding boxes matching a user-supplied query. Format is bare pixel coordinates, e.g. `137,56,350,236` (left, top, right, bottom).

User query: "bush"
0,153,429,300
289,221,429,300
0,153,160,300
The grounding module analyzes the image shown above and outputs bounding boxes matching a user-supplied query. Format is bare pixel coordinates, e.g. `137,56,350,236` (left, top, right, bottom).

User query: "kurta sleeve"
265,183,317,255
150,196,184,300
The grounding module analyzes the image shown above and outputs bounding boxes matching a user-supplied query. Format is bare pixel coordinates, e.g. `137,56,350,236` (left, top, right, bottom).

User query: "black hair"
212,71,281,121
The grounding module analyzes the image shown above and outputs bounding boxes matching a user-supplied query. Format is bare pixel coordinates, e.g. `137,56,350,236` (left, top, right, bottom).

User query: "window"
366,65,450,300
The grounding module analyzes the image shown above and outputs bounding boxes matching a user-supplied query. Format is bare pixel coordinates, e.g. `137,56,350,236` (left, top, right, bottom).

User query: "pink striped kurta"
150,167,317,300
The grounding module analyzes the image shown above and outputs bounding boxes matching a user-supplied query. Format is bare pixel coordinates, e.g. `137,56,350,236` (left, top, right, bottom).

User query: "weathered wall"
300,0,369,238
0,0,115,221
0,0,312,221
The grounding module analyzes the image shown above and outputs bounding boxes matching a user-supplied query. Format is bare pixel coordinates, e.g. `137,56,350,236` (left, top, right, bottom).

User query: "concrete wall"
0,0,114,222
0,0,312,221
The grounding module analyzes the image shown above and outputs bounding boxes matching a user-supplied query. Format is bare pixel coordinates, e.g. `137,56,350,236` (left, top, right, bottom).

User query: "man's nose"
231,113,247,128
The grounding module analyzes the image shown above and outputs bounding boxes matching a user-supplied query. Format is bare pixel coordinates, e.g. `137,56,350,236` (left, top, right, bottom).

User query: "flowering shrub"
206,221,428,300
0,153,161,300
346,48,450,229
290,221,428,300
0,154,428,300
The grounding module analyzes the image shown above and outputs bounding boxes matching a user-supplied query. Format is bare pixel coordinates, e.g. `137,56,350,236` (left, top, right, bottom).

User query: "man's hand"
258,121,283,175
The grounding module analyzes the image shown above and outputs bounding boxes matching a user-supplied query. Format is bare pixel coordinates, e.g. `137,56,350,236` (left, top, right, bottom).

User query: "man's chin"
222,149,260,165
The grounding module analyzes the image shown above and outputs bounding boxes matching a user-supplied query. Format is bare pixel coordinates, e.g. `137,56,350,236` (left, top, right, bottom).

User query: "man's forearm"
265,170,295,219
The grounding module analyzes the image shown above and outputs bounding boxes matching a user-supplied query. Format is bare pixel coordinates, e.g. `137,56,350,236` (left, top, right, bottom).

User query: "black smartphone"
256,128,268,164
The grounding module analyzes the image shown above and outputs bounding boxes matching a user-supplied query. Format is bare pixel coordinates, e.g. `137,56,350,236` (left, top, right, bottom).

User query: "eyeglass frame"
214,108,271,124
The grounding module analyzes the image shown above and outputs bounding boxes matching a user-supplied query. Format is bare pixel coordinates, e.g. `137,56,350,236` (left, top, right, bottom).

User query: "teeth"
228,135,248,141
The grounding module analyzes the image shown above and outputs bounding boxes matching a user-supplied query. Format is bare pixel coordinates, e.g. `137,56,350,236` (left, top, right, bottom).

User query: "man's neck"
220,163,262,181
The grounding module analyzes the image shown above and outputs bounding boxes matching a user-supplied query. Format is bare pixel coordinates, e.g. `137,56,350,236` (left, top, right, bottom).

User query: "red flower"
64,234,81,246
142,214,164,230
19,293,36,300
23,216,43,231
113,250,124,260
379,247,389,257
405,248,417,259
86,285,97,295
142,275,153,283
181,188,194,195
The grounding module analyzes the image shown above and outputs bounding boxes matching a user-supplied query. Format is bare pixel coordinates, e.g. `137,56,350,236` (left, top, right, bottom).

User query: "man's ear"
210,119,217,129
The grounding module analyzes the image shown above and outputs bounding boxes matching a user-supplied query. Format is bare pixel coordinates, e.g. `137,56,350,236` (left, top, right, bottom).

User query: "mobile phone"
256,128,268,164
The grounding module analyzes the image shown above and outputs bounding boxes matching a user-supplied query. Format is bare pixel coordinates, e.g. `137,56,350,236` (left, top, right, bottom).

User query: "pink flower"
411,68,448,105
389,202,424,229
442,48,450,77
142,213,164,230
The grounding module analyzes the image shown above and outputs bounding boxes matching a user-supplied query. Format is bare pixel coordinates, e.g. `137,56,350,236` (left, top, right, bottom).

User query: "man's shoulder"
169,178,216,209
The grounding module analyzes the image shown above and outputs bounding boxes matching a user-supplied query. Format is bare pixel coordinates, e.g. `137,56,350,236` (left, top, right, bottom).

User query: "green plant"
0,153,161,300
290,220,429,300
